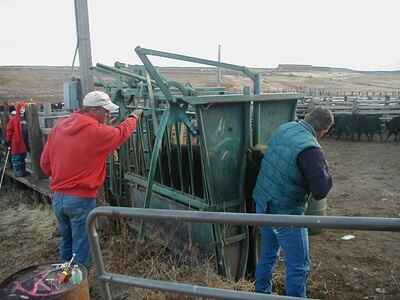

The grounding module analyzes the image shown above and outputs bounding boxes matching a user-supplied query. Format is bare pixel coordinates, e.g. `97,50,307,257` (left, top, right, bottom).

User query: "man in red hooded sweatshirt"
6,102,28,177
40,91,141,268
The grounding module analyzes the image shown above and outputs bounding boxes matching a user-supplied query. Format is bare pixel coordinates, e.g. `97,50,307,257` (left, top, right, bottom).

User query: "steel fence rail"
87,207,400,300
98,273,302,300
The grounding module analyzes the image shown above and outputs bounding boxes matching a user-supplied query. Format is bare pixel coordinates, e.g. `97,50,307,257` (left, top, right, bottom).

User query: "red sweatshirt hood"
15,101,27,123
56,112,98,136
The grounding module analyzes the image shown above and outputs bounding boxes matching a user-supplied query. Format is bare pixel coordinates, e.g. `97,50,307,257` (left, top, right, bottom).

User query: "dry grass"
0,185,290,299
0,186,58,282
91,218,260,299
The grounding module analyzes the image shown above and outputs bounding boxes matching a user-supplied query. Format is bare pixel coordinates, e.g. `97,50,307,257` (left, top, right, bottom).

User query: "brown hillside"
1,66,400,103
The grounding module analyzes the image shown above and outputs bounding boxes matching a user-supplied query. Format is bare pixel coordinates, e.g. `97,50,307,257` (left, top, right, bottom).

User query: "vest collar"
298,120,317,137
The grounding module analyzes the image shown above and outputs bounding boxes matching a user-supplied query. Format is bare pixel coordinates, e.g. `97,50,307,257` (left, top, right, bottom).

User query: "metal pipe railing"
135,47,257,81
87,207,400,300
95,63,154,84
98,273,302,300
135,46,262,97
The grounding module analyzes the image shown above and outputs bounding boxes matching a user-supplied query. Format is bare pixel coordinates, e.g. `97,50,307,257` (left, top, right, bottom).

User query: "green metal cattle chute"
99,47,302,280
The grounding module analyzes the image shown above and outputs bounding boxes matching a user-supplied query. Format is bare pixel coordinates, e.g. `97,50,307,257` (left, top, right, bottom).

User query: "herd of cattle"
329,114,400,142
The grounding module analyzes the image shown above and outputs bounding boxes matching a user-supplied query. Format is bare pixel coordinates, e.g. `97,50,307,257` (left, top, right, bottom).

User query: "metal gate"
87,207,400,300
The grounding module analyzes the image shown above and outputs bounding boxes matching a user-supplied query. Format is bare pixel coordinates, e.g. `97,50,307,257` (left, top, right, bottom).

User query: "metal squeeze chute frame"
97,47,301,280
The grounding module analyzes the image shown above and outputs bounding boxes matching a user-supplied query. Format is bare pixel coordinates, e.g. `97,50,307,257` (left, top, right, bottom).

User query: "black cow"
353,115,382,141
244,144,267,213
332,113,354,140
51,103,64,111
333,114,382,141
386,116,400,142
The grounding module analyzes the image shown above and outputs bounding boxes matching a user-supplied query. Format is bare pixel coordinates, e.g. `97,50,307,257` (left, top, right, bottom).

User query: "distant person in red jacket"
40,91,142,268
6,102,28,177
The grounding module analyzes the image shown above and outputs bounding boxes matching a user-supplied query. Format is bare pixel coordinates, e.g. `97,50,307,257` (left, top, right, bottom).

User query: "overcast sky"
1,0,399,71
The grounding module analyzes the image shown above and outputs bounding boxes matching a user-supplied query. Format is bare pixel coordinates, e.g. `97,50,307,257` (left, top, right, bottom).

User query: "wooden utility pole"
74,0,94,100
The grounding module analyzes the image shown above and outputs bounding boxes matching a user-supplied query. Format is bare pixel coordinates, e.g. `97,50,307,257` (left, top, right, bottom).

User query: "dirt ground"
0,139,399,299
309,138,400,299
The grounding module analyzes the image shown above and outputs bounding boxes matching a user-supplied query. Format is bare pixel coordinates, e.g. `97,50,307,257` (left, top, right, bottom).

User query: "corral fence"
296,96,400,120
87,206,400,300
267,87,400,99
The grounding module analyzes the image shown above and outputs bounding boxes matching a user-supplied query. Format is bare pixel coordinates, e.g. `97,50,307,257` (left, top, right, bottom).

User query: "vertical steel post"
187,132,195,195
87,218,112,300
254,73,262,95
43,103,51,115
251,73,262,147
138,109,171,238
217,44,222,85
74,0,94,99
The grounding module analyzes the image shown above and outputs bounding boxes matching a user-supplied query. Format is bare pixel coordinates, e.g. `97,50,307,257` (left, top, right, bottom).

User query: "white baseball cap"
82,91,119,113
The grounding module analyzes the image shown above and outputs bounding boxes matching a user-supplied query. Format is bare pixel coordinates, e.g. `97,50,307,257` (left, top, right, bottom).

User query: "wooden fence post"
0,102,9,142
26,103,46,180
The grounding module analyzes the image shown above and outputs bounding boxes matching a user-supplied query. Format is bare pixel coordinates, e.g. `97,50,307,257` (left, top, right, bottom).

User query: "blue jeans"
52,192,96,268
255,202,310,297
11,153,26,177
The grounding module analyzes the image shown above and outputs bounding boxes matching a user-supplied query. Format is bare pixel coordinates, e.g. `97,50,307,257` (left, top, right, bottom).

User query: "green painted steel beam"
192,87,226,92
95,63,154,84
182,93,303,105
222,233,248,246
135,47,257,81
135,48,176,103
124,173,209,210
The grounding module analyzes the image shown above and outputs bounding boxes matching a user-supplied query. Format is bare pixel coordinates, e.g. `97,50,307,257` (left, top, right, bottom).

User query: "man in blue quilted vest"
253,107,334,297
